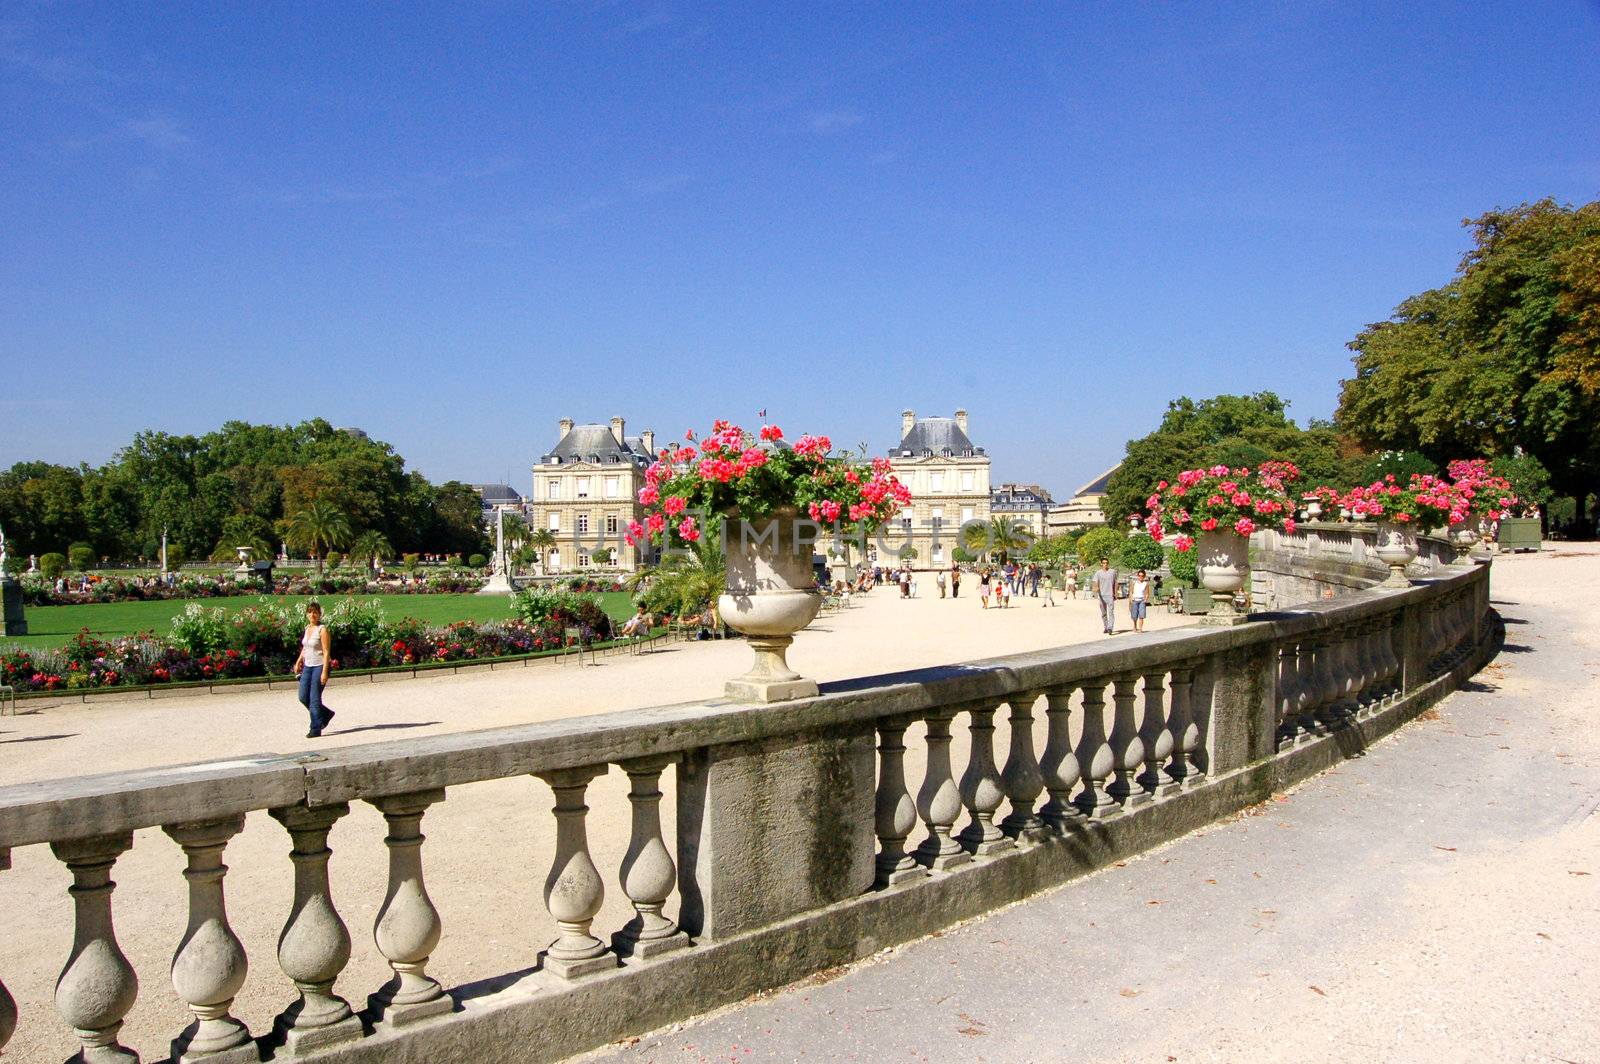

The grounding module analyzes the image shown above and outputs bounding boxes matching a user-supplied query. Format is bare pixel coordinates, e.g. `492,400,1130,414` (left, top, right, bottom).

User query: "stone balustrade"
0,537,1497,1064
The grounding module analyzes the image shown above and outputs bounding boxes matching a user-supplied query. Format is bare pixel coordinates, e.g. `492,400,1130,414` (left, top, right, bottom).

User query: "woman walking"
978,566,991,609
293,602,336,738
1129,569,1150,633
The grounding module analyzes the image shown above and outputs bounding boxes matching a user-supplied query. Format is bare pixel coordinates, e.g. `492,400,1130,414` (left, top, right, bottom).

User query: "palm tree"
962,516,1035,562
628,533,726,625
286,502,353,577
350,529,394,573
527,528,557,575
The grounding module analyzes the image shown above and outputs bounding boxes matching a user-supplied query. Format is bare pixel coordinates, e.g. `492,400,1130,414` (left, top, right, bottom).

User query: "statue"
28,554,38,573
0,525,7,575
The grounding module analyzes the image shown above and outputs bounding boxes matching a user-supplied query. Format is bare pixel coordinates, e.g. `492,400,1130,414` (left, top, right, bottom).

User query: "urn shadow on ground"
0,732,77,744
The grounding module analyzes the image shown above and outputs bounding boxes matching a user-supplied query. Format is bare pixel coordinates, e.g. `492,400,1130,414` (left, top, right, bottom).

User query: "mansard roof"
894,417,982,457
540,425,652,465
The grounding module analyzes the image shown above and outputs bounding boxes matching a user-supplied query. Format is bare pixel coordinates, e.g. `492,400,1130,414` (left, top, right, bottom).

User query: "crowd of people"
827,558,1161,635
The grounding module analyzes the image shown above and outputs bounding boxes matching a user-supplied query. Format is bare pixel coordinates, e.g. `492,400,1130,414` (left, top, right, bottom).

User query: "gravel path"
587,547,1600,1064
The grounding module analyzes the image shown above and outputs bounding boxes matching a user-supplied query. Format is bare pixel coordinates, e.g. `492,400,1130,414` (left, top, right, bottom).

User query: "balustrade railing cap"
0,753,303,848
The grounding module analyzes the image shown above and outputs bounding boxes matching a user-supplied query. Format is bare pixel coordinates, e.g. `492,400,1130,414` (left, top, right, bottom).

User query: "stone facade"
1047,464,1118,533
990,483,1052,539
529,417,657,572
886,410,990,567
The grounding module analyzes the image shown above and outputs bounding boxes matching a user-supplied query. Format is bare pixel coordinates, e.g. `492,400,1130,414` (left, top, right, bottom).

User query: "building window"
960,470,975,492
578,550,591,567
930,471,945,492
576,477,590,498
961,506,975,523
604,476,620,499
547,479,561,499
548,512,560,531
932,545,944,563
548,547,561,569
606,513,619,535
577,513,590,535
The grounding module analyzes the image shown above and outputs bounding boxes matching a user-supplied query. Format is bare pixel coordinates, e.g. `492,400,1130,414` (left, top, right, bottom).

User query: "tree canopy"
1337,199,1600,520
0,419,490,563
1100,392,1365,525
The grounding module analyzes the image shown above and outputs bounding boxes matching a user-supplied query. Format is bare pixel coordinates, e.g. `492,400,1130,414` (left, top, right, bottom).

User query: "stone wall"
0,542,1497,1064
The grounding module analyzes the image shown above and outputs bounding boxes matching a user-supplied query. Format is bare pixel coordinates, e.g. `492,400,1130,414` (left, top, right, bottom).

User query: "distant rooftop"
894,412,983,457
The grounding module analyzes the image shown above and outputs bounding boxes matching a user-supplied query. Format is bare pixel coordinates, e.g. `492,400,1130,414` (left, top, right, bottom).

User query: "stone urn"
1195,531,1248,624
719,507,822,702
1449,519,1481,565
1374,522,1418,588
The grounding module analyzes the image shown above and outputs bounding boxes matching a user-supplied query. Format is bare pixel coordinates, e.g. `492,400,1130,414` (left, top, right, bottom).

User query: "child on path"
1042,572,1055,606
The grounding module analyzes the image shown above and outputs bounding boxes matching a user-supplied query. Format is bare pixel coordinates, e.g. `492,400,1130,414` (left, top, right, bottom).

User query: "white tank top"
302,625,326,667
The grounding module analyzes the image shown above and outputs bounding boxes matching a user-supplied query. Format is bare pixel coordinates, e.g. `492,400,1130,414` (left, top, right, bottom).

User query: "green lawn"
3,592,637,649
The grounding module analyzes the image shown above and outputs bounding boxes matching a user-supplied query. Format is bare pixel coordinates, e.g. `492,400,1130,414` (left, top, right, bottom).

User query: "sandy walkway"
0,583,1189,1063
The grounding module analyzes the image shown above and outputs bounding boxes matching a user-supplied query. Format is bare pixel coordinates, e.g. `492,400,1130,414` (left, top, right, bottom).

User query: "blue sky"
3,1,1597,496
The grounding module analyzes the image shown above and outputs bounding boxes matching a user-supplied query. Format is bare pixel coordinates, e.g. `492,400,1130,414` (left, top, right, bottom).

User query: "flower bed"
0,597,613,695
18,571,487,607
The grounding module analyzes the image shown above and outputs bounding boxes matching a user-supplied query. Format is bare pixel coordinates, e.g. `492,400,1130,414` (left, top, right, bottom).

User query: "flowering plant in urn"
629,420,910,702
1443,460,1522,520
1143,462,1299,623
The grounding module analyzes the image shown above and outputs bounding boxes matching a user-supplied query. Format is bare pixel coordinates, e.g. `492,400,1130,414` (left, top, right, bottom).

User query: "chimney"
901,409,916,440
558,417,574,440
610,416,626,446
955,409,968,434
641,428,655,455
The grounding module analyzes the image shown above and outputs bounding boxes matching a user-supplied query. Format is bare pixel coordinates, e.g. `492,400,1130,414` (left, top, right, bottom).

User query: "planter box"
1497,517,1541,552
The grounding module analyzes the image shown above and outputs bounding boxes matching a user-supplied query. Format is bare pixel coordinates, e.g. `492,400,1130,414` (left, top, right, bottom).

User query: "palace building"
529,417,657,571
885,410,991,567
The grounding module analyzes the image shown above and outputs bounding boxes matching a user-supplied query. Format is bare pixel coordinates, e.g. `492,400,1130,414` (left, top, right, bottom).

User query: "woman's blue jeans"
298,665,328,727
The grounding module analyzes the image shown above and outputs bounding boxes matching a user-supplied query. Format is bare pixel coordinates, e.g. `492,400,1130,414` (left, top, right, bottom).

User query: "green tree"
350,529,395,571
1099,392,1364,527
630,532,727,623
1338,198,1600,524
527,528,557,574
1076,527,1124,566
284,502,352,576
67,542,95,571
1118,534,1165,573
962,517,1034,561
1027,532,1079,567
39,552,66,581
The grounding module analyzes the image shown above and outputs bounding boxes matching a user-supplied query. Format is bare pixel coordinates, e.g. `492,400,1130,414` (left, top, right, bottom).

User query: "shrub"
1076,527,1125,566
402,553,420,572
590,547,612,566
325,598,388,668
170,602,231,655
1118,534,1165,573
68,542,95,571
510,587,613,640
1167,544,1197,584
39,552,67,581
468,553,487,569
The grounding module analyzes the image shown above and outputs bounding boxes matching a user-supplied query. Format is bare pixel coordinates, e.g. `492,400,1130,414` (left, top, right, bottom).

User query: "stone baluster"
999,692,1049,841
958,699,1015,856
1347,623,1372,718
1037,684,1082,829
52,833,139,1064
1136,670,1179,798
1309,632,1341,737
269,802,362,1053
164,816,259,1062
0,849,16,1058
369,790,451,1024
1072,680,1118,818
1105,675,1148,810
1275,641,1301,747
615,756,692,955
1291,636,1321,740
1334,626,1362,723
874,716,930,886
1168,661,1205,786
538,767,619,979
915,708,972,870
1358,621,1382,714
1378,617,1400,701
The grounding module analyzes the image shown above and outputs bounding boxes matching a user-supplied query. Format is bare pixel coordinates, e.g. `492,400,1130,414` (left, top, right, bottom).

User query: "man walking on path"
1091,557,1118,634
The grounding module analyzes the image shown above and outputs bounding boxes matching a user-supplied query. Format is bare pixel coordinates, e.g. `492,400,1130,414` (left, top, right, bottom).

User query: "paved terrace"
0,583,1189,1062
592,547,1600,1064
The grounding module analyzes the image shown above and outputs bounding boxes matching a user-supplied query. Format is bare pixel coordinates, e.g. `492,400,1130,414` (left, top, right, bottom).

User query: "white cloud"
809,110,864,134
